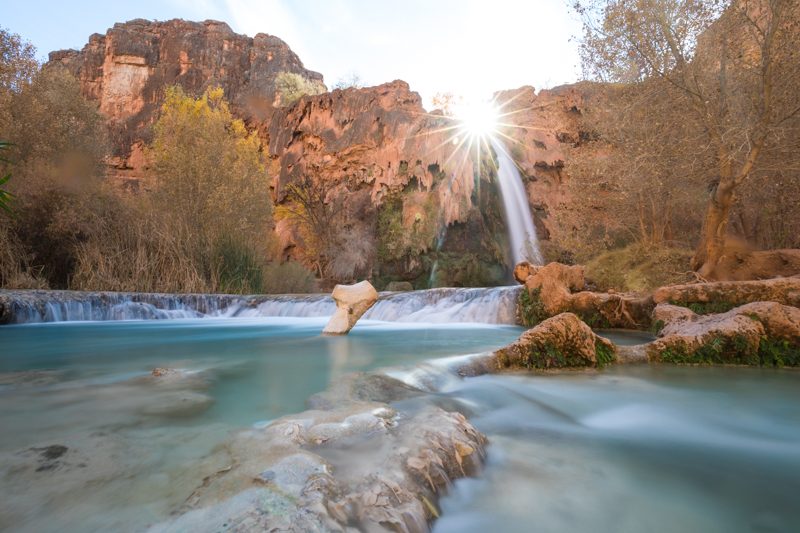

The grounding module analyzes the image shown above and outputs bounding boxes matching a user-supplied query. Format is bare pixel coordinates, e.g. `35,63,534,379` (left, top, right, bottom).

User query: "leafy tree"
275,174,373,282
0,27,38,215
274,72,326,106
150,86,273,291
575,0,800,278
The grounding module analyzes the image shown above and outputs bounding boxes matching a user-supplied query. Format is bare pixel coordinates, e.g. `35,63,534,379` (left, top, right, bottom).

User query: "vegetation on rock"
274,71,326,106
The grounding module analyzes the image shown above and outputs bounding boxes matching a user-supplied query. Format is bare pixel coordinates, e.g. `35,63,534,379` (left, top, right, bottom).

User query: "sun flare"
454,100,500,140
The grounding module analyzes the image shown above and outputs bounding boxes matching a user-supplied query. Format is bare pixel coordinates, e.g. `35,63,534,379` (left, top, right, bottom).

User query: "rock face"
492,85,587,244
265,80,505,285
45,19,610,284
49,18,323,184
322,280,379,335
648,301,800,366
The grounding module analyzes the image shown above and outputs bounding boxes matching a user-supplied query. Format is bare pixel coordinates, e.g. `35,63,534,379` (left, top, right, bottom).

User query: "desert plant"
274,72,325,106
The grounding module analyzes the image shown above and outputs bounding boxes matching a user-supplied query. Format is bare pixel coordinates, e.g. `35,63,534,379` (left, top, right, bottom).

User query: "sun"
454,100,500,141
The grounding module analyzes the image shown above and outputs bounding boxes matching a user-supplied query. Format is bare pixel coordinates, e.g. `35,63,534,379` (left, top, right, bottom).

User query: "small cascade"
365,286,520,324
492,138,543,266
0,286,522,325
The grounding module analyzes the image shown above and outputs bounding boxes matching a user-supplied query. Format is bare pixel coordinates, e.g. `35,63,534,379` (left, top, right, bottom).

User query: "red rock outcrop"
515,261,654,328
49,18,323,184
266,80,477,224
491,84,589,242
493,312,617,369
46,19,605,282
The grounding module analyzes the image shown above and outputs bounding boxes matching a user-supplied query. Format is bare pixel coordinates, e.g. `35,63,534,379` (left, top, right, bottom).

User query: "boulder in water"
152,399,485,531
494,312,617,369
322,280,378,335
647,301,800,365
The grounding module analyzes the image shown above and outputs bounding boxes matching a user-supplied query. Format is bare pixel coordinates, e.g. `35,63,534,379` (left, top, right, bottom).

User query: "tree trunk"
691,180,736,278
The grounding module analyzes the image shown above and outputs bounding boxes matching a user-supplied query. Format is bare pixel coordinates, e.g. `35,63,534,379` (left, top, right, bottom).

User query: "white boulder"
322,280,378,335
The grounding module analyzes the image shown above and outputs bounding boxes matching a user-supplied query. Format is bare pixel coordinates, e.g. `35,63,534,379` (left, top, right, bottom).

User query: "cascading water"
0,286,522,325
491,138,543,266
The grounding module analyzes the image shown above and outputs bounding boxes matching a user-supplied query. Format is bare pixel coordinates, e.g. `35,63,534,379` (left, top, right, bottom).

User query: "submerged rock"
323,280,379,335
647,301,800,366
151,393,485,532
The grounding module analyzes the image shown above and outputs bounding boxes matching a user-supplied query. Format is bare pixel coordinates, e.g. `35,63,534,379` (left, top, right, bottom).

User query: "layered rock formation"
49,18,323,184
148,375,486,532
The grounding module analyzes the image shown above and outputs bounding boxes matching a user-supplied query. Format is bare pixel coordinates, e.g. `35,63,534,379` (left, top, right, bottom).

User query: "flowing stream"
1,293,798,532
492,138,543,265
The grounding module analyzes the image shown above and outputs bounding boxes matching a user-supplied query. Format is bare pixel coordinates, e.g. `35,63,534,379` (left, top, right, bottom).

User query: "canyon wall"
49,18,323,186
46,19,590,286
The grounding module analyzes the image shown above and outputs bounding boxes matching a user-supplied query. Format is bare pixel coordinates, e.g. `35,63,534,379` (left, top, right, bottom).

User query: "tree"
0,27,37,120
0,63,108,288
0,142,12,214
150,86,273,291
275,174,373,282
274,72,326,106
0,27,38,214
333,72,363,90
575,0,800,277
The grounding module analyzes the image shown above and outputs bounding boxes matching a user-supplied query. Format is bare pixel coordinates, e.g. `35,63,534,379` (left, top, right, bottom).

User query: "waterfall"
491,138,543,266
0,287,522,325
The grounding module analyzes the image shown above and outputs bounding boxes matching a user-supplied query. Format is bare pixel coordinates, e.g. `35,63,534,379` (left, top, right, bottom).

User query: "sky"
4,0,582,107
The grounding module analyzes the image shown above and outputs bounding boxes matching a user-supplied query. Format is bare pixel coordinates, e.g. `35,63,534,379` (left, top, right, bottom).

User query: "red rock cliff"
49,18,323,181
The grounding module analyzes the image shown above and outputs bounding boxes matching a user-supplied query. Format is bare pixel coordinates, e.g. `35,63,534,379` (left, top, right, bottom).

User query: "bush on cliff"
274,72,325,106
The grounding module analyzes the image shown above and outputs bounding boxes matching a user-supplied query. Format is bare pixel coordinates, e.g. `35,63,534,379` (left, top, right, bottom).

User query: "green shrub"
758,338,800,368
517,287,548,327
594,340,616,367
274,72,325,106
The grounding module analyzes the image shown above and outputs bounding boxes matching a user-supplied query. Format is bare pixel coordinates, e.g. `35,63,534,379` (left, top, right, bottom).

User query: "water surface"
431,366,800,533
0,317,521,532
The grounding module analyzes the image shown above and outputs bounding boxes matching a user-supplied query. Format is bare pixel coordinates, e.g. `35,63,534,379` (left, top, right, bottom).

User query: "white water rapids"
492,138,543,265
0,286,522,325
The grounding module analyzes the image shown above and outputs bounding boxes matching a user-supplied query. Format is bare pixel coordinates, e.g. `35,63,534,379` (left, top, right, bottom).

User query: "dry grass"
584,243,695,293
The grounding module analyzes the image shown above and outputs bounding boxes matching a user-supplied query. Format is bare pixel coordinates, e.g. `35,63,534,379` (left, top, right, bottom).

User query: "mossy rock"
495,312,617,370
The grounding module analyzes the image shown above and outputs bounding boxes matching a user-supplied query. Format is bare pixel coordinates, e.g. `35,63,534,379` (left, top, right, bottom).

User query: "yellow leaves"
149,84,270,249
